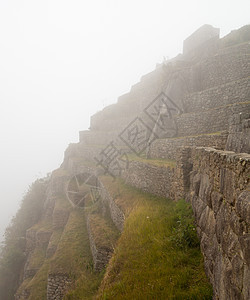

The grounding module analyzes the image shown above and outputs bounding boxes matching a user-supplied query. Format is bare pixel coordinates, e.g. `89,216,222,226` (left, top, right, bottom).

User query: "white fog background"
0,0,249,242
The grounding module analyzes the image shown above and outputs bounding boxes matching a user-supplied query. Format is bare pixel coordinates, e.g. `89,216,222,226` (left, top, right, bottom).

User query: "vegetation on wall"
0,178,48,300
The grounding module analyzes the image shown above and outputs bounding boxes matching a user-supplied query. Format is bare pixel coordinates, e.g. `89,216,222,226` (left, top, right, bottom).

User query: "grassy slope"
127,153,176,168
96,177,213,300
60,209,104,299
15,174,213,300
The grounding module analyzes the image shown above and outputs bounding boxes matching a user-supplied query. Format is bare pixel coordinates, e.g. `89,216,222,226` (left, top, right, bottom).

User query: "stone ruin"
15,25,250,300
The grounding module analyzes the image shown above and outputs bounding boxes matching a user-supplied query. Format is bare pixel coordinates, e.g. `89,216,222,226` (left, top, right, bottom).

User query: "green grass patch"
49,209,104,299
26,261,50,300
100,176,145,216
167,131,223,140
54,195,72,211
28,247,46,270
127,153,176,169
88,213,120,250
50,210,88,275
47,229,63,250
96,179,213,299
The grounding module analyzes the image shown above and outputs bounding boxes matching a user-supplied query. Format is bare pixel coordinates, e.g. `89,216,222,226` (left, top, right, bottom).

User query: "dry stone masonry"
188,147,250,300
47,274,72,300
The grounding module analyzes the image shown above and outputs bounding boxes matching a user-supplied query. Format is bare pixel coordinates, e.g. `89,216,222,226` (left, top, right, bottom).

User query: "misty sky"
0,0,249,242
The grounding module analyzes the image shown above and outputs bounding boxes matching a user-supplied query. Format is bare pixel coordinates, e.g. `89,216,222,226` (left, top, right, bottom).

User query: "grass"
26,261,50,300
49,208,104,299
64,202,120,299
50,210,88,275
54,195,72,211
96,178,213,300
166,131,224,140
88,213,120,250
99,176,143,217
15,175,213,300
27,247,46,270
47,229,63,250
127,153,176,168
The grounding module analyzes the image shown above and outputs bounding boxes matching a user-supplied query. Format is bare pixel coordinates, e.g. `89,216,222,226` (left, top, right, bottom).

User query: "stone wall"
183,24,220,55
23,228,52,281
176,102,250,137
99,180,125,232
86,216,113,271
49,170,70,197
187,39,244,90
90,67,165,132
196,43,250,91
15,289,30,300
83,41,249,143
188,147,250,300
79,130,119,146
122,160,174,199
226,111,250,153
47,274,71,300
149,132,228,160
184,77,250,113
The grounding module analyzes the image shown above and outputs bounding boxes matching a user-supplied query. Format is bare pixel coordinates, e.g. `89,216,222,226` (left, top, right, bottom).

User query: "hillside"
0,24,249,300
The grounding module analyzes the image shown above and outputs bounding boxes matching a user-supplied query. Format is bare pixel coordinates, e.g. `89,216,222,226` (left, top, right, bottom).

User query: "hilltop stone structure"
15,25,249,300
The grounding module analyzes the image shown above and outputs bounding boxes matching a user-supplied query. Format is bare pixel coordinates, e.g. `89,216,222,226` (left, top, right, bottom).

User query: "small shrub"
170,199,199,249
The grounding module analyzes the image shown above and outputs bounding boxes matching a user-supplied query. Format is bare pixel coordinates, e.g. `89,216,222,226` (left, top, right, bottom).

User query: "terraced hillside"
1,24,249,300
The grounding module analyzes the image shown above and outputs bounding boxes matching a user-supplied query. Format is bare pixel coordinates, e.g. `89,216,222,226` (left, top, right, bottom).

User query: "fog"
0,0,249,242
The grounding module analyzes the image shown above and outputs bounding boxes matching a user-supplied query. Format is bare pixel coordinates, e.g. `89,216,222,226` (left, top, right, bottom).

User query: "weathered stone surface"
183,24,219,56
47,274,72,300
236,190,250,225
149,132,228,161
226,111,250,153
242,266,250,300
86,216,113,271
189,147,250,300
99,181,125,232
122,160,174,199
15,288,30,300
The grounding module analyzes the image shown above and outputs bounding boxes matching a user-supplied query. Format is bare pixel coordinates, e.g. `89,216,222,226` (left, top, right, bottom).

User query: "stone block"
236,190,250,225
